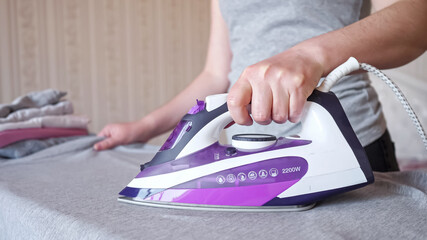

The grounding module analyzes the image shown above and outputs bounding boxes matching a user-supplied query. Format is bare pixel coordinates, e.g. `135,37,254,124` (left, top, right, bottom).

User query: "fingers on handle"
270,80,289,124
227,80,253,126
251,82,272,125
288,91,306,123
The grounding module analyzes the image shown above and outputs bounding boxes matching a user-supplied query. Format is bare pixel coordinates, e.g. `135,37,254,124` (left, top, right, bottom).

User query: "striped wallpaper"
0,0,426,160
0,0,210,144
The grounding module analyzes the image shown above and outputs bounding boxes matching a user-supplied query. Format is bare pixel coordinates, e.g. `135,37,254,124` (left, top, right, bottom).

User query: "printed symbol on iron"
269,168,278,177
227,174,236,183
259,169,268,179
237,173,246,182
216,175,225,184
214,153,220,160
248,171,257,180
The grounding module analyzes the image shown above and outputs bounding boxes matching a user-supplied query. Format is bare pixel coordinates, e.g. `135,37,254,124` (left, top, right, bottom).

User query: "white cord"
318,57,360,92
360,63,427,152
318,57,427,153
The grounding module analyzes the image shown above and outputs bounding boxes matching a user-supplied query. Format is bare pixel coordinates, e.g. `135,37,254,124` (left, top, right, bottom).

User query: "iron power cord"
360,62,427,152
319,57,427,153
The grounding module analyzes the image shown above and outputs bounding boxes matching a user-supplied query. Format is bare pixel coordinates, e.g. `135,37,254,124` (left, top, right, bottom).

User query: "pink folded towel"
0,128,88,148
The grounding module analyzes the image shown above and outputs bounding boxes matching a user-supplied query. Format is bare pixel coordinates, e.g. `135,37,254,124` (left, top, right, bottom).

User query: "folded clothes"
0,89,66,117
0,136,85,159
0,115,90,132
0,101,73,124
0,128,88,148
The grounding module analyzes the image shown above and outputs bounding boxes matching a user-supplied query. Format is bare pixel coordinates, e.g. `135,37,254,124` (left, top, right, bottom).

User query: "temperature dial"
231,134,277,152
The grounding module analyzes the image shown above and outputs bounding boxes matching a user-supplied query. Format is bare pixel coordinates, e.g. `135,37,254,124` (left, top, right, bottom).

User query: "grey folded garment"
0,101,73,124
0,89,66,118
0,115,90,132
0,136,85,159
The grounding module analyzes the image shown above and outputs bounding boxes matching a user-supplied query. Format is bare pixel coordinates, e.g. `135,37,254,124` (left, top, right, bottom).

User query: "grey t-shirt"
219,0,386,147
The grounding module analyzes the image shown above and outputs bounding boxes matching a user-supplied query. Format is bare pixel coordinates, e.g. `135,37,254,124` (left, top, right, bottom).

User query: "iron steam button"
226,147,237,156
185,125,192,132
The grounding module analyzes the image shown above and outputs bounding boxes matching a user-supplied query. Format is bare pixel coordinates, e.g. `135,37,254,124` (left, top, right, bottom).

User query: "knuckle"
242,65,255,78
234,118,246,125
227,95,240,107
252,113,270,124
272,114,287,123
267,64,281,74
244,64,270,81
265,67,283,84
290,74,305,88
288,118,299,123
245,64,258,73
231,113,248,125
103,139,113,146
289,107,300,117
288,110,302,123
98,142,106,148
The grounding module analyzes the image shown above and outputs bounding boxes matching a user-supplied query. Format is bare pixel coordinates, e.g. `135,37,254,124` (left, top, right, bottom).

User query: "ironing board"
0,136,426,239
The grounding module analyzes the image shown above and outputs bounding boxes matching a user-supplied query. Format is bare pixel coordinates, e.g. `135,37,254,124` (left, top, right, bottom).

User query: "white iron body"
118,87,374,211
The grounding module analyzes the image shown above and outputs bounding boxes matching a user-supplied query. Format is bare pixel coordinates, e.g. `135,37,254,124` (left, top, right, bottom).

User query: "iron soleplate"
118,197,316,212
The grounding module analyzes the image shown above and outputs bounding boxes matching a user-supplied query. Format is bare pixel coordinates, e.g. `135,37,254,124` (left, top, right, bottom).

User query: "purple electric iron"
118,58,427,211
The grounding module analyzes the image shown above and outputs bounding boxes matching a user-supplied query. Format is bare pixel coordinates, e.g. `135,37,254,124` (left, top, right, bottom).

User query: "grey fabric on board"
0,89,66,117
0,136,85,159
0,136,426,239
0,101,74,124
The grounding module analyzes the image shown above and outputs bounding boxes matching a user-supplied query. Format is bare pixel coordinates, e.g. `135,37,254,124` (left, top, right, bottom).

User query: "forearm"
138,0,231,139
138,70,229,139
294,0,427,76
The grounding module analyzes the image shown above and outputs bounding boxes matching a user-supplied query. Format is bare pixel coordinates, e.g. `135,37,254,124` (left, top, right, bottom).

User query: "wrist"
133,115,157,142
291,37,332,77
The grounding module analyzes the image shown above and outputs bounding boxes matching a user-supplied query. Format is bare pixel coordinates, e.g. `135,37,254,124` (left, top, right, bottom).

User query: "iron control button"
226,147,237,156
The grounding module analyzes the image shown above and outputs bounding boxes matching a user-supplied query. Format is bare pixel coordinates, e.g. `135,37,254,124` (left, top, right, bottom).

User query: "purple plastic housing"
146,181,301,206
144,156,308,206
121,138,312,206
159,120,191,151
138,137,311,178
187,100,205,114
173,156,307,189
159,100,205,151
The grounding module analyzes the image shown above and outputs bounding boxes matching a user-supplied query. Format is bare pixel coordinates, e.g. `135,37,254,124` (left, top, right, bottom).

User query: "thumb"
97,126,112,138
93,137,119,151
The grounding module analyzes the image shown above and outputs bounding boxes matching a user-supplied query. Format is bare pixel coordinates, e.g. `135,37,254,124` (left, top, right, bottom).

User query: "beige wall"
0,0,210,144
0,0,426,160
375,54,427,161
